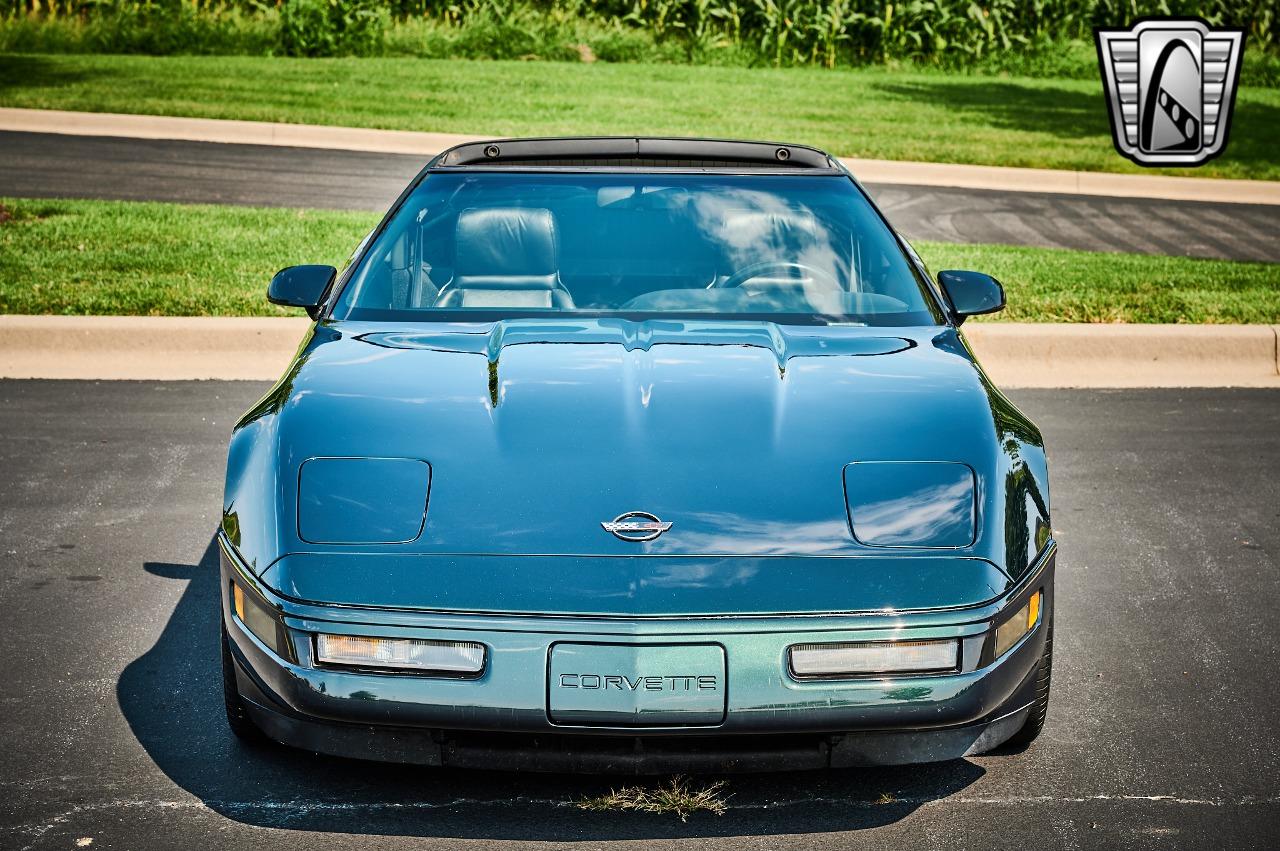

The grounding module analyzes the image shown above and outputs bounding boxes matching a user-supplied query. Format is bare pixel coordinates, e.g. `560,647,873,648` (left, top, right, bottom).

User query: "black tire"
1003,614,1053,749
221,623,266,743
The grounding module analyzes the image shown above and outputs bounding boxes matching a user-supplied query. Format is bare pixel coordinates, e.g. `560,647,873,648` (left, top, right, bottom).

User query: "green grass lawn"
3,53,1279,180
0,198,372,316
2,197,1277,322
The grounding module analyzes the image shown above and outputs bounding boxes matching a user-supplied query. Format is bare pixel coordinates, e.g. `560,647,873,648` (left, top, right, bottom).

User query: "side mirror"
268,265,336,319
937,270,1005,324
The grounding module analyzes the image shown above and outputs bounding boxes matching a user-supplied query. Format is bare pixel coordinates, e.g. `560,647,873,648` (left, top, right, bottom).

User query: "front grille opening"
439,730,834,772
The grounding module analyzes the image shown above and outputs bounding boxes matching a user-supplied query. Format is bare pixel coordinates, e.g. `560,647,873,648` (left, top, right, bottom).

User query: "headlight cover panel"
298,457,431,544
844,461,977,548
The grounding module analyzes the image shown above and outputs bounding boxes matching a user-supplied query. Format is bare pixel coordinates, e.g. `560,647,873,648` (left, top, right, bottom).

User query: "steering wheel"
713,260,842,291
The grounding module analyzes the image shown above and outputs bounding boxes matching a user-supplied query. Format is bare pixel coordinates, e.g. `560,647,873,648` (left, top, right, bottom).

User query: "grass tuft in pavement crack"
576,776,730,821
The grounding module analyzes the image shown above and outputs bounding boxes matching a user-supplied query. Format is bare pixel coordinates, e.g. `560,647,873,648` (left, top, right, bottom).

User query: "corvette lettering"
558,674,718,691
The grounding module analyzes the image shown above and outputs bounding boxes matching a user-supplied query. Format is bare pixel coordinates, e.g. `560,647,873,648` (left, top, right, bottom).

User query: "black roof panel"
431,136,835,170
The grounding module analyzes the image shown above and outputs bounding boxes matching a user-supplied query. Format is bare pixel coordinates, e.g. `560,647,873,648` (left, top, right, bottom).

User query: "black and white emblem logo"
1095,18,1245,167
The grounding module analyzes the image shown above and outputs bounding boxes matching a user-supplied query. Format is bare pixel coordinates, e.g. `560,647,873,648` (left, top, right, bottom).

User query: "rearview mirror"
268,265,336,319
937,270,1005,324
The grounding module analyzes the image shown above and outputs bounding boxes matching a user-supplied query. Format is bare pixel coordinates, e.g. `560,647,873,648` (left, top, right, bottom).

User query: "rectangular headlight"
993,589,1043,659
789,638,959,678
315,634,486,675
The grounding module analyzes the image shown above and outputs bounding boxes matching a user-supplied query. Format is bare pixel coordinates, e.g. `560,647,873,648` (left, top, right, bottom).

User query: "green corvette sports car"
219,136,1055,772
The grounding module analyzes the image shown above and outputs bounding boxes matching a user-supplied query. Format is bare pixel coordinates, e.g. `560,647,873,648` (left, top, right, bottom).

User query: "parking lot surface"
1,381,1277,850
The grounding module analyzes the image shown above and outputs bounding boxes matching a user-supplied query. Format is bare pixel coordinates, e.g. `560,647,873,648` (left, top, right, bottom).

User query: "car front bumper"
221,535,1054,772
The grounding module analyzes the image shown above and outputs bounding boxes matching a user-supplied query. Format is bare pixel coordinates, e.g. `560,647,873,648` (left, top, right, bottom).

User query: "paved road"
3,130,1278,262
1,381,1277,850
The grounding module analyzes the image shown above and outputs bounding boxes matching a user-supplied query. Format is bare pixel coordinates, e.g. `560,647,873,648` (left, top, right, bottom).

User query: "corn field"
2,0,1275,66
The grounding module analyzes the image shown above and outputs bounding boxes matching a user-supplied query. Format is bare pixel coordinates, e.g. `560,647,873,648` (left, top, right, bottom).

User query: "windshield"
333,171,943,325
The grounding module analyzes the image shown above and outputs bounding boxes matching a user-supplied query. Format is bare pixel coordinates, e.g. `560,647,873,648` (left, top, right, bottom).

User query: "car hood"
226,318,1036,571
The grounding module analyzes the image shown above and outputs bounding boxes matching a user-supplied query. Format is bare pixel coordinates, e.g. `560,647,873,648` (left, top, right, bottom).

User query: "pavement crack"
5,789,1279,843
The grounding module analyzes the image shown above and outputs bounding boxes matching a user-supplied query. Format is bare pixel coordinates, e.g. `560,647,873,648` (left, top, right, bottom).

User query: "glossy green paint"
224,319,1050,615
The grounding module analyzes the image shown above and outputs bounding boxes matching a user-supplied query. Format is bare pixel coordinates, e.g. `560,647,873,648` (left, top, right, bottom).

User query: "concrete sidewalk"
3,107,1278,206
1,316,1276,387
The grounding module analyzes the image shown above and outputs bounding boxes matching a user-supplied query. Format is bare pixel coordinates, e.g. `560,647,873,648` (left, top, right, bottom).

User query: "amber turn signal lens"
231,581,284,657
1027,589,1042,630
993,589,1042,659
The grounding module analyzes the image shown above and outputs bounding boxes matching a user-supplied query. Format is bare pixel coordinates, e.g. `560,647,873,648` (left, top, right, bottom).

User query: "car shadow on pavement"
118,535,986,839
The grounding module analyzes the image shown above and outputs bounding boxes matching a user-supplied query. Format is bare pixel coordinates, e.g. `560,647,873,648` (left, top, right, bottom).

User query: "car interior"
347,179,921,317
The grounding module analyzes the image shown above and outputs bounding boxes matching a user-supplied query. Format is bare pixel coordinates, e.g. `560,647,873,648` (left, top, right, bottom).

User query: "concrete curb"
0,316,311,381
0,107,484,157
2,316,1277,387
3,107,1278,206
845,158,1280,205
962,323,1280,388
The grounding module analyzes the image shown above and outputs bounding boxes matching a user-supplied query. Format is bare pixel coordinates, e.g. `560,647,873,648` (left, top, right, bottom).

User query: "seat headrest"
454,207,558,278
721,209,818,250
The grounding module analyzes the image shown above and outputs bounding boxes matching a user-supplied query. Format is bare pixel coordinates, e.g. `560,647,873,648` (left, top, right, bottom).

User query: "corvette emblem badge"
1095,18,1244,167
601,511,672,542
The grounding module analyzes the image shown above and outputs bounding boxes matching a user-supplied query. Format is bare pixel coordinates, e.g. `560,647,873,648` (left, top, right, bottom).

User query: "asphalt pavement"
4,130,1278,262
1,380,1278,850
